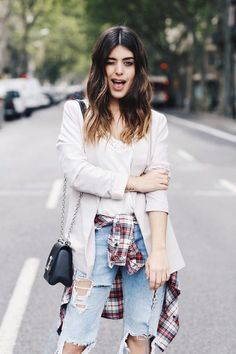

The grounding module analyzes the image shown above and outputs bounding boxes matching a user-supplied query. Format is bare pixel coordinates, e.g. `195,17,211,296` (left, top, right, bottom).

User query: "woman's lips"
111,79,126,91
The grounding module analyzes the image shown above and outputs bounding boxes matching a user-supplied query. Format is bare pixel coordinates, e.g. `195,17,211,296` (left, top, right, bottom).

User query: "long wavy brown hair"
84,26,153,145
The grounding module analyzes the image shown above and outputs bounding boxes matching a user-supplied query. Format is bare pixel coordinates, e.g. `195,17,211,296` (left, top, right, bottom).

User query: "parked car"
38,92,52,109
42,90,64,105
149,75,174,107
0,93,4,128
0,77,46,117
3,90,26,120
66,91,85,100
65,84,85,101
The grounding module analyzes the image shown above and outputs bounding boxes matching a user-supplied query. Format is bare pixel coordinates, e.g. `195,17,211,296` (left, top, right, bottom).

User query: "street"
0,103,235,354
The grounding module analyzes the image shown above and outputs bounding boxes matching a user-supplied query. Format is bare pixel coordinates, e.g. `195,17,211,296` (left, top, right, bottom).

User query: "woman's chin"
110,90,127,100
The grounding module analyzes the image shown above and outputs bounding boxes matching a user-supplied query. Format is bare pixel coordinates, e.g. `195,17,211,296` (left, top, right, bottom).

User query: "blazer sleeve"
56,100,128,199
145,112,169,213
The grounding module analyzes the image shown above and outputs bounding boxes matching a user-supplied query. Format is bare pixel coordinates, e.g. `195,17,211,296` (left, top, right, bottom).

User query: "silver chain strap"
60,175,83,244
59,100,85,245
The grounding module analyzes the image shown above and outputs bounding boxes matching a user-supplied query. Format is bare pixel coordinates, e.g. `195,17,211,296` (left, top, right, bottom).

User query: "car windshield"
5,91,20,99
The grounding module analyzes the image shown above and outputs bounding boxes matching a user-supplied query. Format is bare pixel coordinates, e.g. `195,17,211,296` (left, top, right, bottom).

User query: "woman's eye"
106,60,115,65
124,61,134,66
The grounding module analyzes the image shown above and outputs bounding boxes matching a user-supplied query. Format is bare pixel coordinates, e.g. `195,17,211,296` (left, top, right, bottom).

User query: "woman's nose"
115,62,123,75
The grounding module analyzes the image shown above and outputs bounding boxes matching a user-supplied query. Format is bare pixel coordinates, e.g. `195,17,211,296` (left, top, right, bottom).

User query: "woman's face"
105,45,135,101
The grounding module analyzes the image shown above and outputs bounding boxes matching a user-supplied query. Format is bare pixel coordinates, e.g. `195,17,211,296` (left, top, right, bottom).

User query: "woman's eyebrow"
107,56,134,60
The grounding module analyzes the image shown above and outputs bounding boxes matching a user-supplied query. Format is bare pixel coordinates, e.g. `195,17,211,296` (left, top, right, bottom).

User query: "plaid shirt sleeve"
156,271,181,351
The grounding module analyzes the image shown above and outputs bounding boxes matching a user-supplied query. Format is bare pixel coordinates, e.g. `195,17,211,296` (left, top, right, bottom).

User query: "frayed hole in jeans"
63,341,86,353
125,334,152,353
57,340,96,354
73,278,93,312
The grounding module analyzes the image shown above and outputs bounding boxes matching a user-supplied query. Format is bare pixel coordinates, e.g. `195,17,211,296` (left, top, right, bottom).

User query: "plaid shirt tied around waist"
58,214,181,352
94,214,145,274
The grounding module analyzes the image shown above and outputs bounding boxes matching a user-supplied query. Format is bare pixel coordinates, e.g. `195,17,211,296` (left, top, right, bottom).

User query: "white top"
96,136,135,216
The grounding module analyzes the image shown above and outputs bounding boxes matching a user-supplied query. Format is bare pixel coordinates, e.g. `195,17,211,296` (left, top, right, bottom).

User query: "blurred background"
0,1,236,354
1,0,236,118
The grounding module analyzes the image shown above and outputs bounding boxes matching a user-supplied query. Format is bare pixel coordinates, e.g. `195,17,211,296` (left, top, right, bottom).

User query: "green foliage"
33,2,88,83
84,0,223,73
84,0,169,70
4,0,225,87
6,0,89,82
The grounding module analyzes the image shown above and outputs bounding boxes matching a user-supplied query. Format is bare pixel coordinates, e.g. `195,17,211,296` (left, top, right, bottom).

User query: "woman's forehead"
108,45,134,59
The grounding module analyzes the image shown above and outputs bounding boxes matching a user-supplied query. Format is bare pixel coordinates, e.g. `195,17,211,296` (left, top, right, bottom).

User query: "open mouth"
111,79,126,90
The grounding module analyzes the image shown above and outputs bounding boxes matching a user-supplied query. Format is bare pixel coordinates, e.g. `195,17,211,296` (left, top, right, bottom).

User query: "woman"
56,26,185,354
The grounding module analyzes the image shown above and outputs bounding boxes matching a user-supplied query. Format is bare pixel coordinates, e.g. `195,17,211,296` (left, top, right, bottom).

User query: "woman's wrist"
125,176,140,192
150,246,167,254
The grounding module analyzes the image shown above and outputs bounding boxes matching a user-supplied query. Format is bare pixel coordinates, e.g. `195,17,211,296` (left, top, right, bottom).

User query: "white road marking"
0,190,47,196
193,190,234,196
46,179,63,209
170,189,234,196
0,258,40,354
167,114,236,143
219,179,236,194
177,149,195,161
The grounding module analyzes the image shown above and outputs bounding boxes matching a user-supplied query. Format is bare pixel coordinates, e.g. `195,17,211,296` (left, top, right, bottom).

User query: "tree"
0,0,11,76
165,0,224,111
2,0,225,101
32,0,87,82
84,0,169,70
84,0,224,111
8,0,55,74
5,0,89,82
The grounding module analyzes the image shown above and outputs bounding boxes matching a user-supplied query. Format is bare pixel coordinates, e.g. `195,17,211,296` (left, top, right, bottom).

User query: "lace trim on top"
108,136,134,153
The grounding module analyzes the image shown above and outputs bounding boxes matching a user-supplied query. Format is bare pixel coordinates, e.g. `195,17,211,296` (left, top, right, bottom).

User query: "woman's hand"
145,249,170,290
139,169,170,193
126,169,170,193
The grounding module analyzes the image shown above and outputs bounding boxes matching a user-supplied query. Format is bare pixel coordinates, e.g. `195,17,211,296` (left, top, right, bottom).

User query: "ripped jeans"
56,224,166,354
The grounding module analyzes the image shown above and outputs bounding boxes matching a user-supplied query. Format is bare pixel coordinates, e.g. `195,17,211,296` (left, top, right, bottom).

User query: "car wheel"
25,109,32,117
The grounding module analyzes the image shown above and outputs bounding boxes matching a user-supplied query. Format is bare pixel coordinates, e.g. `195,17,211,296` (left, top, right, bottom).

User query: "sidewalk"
164,109,236,136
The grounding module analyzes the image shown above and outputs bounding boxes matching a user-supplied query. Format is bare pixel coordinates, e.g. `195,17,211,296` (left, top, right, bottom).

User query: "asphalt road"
0,104,235,354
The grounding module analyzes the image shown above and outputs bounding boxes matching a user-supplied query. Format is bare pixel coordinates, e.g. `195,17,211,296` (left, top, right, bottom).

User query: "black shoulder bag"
43,99,86,287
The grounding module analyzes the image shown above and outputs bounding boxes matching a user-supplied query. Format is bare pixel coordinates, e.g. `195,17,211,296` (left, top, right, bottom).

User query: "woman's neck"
108,98,124,139
109,98,120,118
